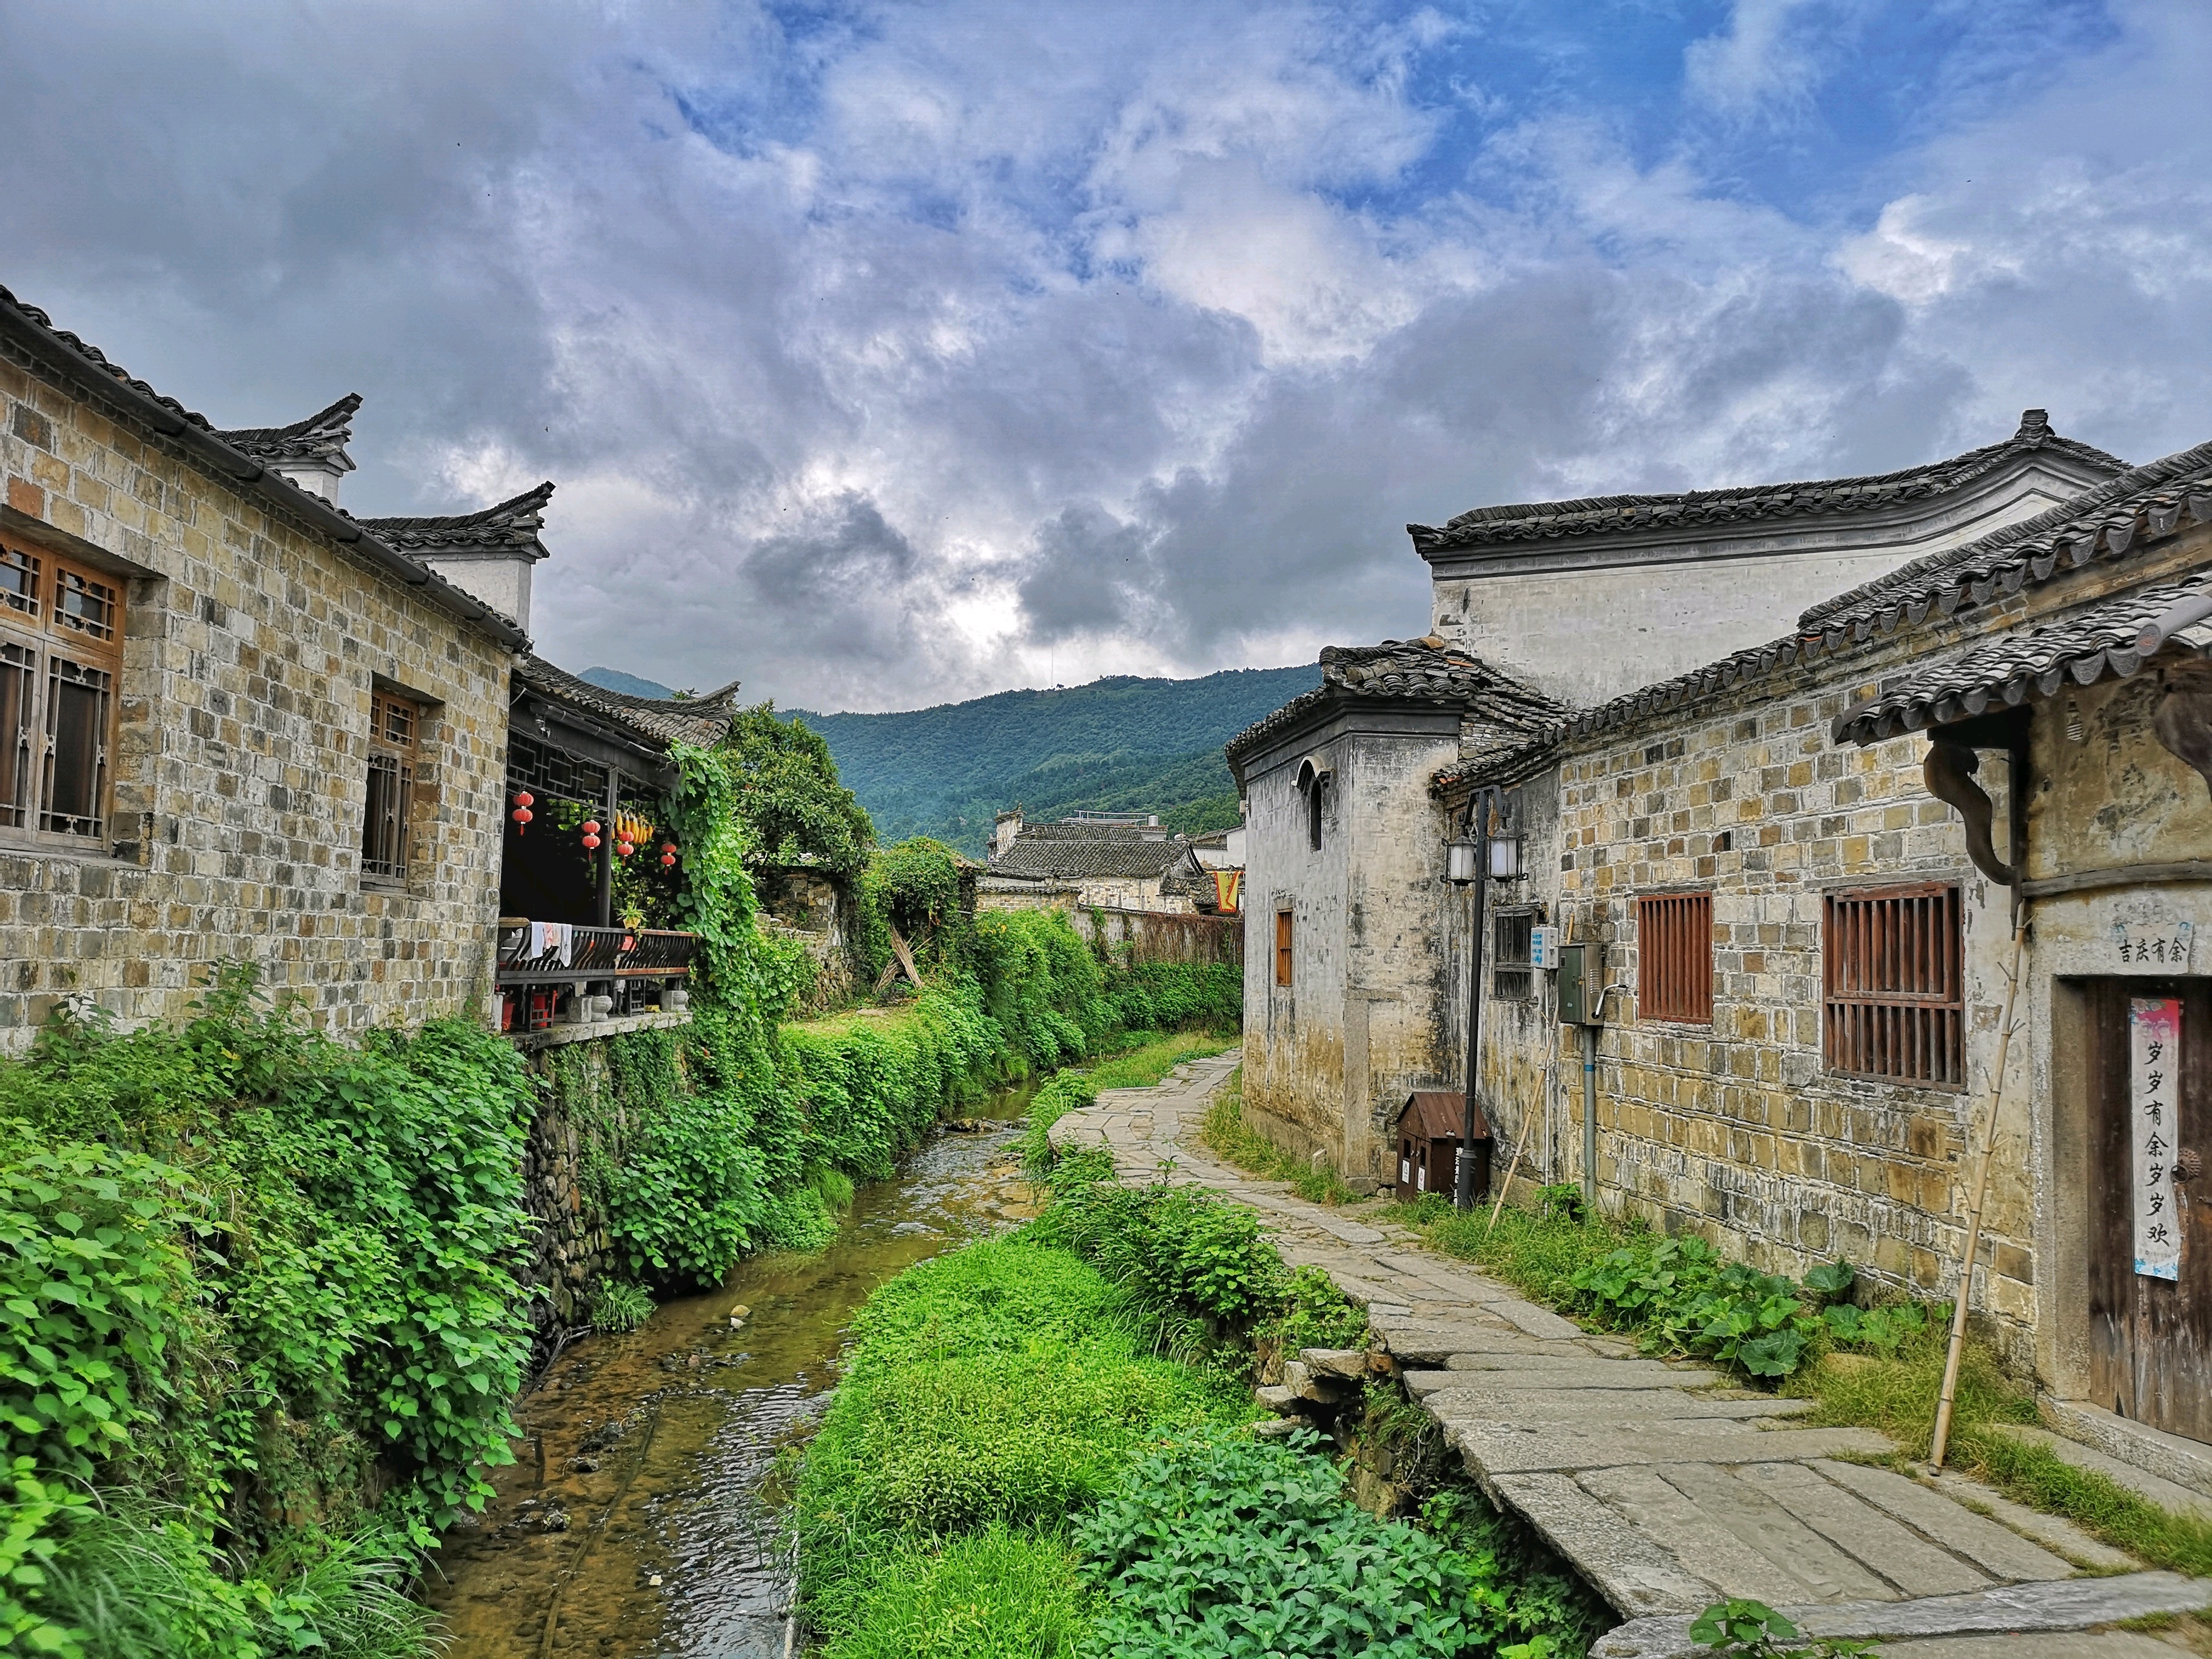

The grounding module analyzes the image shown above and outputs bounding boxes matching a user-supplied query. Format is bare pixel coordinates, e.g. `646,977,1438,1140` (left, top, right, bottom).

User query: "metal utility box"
1394,1090,1490,1204
1557,942,1604,1026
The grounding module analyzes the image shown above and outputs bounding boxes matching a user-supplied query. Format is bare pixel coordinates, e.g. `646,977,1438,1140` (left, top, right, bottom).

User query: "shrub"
1079,1427,1553,1659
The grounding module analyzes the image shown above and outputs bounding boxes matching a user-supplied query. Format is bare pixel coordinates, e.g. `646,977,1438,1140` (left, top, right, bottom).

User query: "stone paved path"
1051,1053,2209,1657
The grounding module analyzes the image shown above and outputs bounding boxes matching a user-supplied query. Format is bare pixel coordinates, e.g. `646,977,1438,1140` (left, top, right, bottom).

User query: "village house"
0,281,731,1048
984,809,1206,913
0,284,524,1041
1240,401,2212,1466
1233,412,2130,1198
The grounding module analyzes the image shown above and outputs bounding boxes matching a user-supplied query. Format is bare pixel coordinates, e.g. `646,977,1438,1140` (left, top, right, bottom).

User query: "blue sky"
2,1,2207,709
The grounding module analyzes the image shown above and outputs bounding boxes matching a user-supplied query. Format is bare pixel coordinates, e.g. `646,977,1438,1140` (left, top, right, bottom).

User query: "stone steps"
1990,1423,2212,1518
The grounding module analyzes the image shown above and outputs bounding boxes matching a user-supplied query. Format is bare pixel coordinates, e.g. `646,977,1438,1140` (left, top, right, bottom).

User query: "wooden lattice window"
362,689,418,882
1493,911,1535,1001
1275,909,1294,987
0,538,121,842
1638,891,1713,1024
1823,882,1963,1088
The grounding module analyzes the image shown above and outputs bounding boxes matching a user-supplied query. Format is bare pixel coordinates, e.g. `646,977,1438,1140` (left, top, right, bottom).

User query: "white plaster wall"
1432,462,2102,706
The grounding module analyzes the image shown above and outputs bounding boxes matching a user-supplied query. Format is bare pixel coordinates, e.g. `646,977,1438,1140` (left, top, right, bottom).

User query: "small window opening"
363,689,419,882
1275,909,1294,987
1493,911,1535,1001
1638,891,1714,1024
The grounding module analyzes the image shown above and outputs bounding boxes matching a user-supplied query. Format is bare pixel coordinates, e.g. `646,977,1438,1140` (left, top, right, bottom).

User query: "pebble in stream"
421,1116,1043,1657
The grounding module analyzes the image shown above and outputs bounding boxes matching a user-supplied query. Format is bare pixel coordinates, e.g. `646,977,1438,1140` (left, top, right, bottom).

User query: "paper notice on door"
2131,996,2184,1281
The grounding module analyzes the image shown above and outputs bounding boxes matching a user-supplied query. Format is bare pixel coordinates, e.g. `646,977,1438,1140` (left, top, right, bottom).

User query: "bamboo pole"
1487,1054,1555,1236
1929,921,2028,1470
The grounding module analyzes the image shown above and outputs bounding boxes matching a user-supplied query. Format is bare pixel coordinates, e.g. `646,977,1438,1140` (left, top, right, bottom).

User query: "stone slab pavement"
1050,1053,2209,1646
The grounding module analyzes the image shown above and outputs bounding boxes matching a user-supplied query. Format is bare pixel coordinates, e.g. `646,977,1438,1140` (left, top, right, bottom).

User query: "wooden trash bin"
1395,1090,1490,1204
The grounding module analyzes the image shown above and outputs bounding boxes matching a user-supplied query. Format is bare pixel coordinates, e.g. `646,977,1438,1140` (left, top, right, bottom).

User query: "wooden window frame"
0,536,123,846
1275,908,1294,988
1492,910,1535,1002
361,688,420,884
1638,890,1714,1025
1822,881,1964,1089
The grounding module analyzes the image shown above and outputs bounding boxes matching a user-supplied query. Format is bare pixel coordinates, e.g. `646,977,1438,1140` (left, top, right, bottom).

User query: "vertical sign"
2131,996,2184,1281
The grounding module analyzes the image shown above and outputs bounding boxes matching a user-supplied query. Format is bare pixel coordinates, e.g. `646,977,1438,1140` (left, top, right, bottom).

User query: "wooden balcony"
496,919,700,985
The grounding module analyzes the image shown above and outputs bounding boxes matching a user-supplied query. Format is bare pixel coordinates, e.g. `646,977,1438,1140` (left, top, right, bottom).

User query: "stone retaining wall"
1072,903,1243,965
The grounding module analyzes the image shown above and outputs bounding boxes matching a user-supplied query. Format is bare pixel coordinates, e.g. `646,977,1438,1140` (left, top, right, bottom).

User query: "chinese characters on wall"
2131,996,2184,1281
2115,920,2196,970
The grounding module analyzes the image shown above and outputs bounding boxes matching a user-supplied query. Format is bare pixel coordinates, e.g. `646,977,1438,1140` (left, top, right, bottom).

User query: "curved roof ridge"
212,392,361,469
360,481,557,559
514,653,741,749
1409,411,2128,557
1799,435,2212,627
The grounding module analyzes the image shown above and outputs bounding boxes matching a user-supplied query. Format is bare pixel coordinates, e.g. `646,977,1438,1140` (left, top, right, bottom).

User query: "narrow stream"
423,1094,1040,1657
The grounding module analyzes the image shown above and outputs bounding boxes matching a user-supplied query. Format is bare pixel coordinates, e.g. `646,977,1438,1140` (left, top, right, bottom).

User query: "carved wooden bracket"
1925,739,2018,886
2153,656,2212,803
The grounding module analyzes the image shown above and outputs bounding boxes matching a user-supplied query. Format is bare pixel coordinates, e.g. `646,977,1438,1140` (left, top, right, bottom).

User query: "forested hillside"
783,664,1318,853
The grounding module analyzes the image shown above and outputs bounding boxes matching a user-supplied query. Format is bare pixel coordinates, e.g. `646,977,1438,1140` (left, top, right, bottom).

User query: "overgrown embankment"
0,736,1239,1654
792,1153,1607,1659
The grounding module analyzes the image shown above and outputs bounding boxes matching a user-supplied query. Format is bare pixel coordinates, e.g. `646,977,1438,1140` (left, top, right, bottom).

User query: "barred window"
1493,911,1535,1001
0,538,121,843
362,689,418,882
1823,883,1963,1088
1638,891,1713,1024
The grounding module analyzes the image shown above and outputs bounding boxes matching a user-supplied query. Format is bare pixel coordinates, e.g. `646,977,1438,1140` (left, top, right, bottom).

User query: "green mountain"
787,664,1319,855
578,666,678,699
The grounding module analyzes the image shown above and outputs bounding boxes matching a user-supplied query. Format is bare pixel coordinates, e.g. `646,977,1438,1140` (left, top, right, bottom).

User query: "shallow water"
422,1101,1041,1657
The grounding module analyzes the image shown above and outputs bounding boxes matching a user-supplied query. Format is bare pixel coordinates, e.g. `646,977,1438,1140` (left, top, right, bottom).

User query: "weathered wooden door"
2087,977,2212,1441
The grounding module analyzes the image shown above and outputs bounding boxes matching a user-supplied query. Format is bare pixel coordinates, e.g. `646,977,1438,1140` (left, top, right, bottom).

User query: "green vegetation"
785,663,1319,853
1020,1028,1238,1171
1689,1598,1874,1659
0,974,537,1655
1389,1195,1909,1381
585,1281,655,1334
794,1164,1605,1659
1200,1066,1361,1205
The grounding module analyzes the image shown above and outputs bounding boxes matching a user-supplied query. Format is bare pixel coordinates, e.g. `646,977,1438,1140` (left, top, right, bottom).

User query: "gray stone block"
1809,1460,2074,1583
1998,1419,2212,1517
1492,1470,1717,1616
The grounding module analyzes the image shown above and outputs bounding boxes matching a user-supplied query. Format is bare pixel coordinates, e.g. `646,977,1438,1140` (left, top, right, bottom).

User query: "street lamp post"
1446,788,1518,1210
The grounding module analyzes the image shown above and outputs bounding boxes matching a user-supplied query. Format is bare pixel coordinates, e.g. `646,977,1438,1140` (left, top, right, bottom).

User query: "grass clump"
1201,1068,1360,1205
585,1281,655,1334
791,1237,1236,1654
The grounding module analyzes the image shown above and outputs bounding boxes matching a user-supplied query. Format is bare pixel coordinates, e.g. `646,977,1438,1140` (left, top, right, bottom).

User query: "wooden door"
2087,977,2212,1441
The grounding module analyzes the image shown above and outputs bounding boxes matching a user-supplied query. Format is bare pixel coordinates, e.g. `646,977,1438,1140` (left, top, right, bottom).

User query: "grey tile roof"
1225,638,1564,765
1801,437,2212,632
211,394,360,470
993,826,1193,881
360,481,556,562
0,284,531,649
1832,572,2212,746
1527,440,2212,746
1409,411,2127,557
513,654,743,749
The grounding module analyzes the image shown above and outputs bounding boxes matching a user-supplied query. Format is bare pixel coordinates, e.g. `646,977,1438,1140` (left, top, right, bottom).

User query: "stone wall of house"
1071,904,1241,965
0,338,511,1047
1471,519,2212,1379
1242,715,1464,1189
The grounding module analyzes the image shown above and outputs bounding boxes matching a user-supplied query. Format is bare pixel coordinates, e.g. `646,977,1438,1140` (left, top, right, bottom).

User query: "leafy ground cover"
1198,1065,1360,1205
794,1159,1607,1659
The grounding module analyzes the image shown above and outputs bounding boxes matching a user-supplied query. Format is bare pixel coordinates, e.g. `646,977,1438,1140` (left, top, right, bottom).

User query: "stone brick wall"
0,333,511,1046
1071,904,1241,965
1469,528,2212,1372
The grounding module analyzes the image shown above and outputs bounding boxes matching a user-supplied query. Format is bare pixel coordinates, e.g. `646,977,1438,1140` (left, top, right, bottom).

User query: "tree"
723,703,875,879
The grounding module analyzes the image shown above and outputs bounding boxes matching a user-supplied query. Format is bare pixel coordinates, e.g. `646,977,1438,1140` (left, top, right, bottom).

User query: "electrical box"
1529,925,1561,970
1557,942,1605,1027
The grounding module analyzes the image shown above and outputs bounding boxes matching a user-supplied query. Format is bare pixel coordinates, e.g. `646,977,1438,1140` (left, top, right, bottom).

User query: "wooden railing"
496,919,700,983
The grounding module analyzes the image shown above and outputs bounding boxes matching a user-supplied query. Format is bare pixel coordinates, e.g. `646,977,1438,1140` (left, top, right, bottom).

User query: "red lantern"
582,833,601,850
582,819,600,835
617,840,634,858
662,842,676,856
511,806,532,833
661,851,676,867
514,791,534,808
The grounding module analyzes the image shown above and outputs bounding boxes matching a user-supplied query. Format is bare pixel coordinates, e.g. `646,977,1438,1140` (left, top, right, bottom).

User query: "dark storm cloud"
2,1,2209,709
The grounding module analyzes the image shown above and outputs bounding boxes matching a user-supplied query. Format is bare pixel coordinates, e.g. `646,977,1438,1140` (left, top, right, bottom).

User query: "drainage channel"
421,1101,1037,1657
